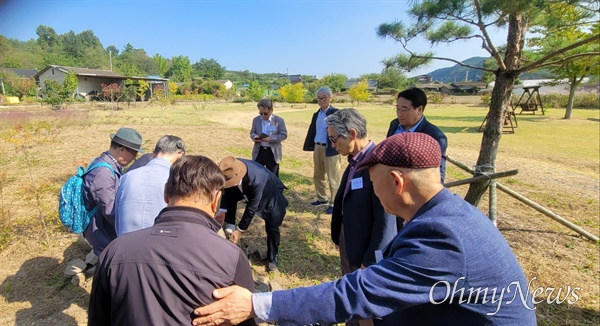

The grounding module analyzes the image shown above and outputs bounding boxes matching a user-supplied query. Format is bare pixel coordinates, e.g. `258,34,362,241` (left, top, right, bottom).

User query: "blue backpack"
58,162,115,234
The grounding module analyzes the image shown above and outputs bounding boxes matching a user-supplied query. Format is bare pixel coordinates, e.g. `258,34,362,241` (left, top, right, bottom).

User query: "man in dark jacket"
83,127,143,257
327,109,397,326
217,157,288,272
302,86,342,214
89,155,256,326
386,87,447,183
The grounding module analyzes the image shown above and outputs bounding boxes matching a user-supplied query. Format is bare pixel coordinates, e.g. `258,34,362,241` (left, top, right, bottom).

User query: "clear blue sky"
0,0,506,78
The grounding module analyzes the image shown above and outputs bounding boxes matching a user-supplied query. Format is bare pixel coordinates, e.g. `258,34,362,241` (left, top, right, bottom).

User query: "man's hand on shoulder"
193,285,255,326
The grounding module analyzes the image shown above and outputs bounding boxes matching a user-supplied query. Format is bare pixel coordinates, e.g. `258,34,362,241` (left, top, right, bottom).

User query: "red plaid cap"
358,132,441,170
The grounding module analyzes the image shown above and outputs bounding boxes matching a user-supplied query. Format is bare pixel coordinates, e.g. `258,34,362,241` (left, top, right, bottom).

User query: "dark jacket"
220,159,288,230
331,144,397,268
386,117,448,182
89,206,256,326
303,106,339,157
83,152,123,256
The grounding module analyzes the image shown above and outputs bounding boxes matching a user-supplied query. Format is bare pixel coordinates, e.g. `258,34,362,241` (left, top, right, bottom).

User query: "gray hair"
257,99,273,110
316,86,333,98
325,108,367,139
154,135,186,155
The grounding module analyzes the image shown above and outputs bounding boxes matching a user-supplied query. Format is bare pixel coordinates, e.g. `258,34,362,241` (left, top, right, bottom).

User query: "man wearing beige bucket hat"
83,127,144,257
217,157,288,272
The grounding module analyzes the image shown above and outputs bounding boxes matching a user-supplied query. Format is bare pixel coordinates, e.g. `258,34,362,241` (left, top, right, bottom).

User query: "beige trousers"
313,145,342,203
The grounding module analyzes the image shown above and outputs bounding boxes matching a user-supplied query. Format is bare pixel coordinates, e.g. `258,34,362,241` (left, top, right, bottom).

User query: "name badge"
268,126,276,132
351,177,363,190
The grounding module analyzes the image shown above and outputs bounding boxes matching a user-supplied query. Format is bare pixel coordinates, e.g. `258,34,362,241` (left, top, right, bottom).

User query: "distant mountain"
425,57,555,82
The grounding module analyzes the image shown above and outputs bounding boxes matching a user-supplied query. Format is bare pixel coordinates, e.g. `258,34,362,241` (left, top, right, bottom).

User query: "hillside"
426,56,556,82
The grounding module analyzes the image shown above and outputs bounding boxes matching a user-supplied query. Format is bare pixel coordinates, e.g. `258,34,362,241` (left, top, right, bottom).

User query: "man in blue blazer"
193,133,536,326
217,157,288,272
386,87,447,183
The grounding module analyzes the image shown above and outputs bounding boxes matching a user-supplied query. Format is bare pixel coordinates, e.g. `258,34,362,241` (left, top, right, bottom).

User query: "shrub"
279,83,306,103
481,93,492,105
427,92,444,104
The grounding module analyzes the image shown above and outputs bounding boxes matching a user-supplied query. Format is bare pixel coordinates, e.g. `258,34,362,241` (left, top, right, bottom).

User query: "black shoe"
311,200,329,206
325,206,334,214
267,261,279,272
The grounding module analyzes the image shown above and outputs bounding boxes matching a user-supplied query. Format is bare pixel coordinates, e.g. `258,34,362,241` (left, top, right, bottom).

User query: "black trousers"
255,146,279,177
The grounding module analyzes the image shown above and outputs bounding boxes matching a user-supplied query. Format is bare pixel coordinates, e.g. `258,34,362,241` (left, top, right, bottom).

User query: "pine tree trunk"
464,13,527,207
464,72,517,206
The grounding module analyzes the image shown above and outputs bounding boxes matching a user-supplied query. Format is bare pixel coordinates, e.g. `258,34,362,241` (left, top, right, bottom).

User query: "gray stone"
71,273,85,286
85,250,98,265
246,243,258,257
64,259,87,276
254,280,270,293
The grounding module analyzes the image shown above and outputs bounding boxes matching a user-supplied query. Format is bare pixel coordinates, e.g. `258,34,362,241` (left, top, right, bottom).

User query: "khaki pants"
313,145,342,202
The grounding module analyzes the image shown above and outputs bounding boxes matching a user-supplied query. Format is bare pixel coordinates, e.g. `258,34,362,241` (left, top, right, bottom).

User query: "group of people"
82,87,535,325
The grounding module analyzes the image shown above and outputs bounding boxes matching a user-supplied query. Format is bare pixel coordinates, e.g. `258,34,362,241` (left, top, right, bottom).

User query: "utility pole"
109,50,113,71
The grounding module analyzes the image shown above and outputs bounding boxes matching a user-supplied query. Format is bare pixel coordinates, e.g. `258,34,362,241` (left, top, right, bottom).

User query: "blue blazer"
303,106,339,157
386,116,447,182
220,159,288,230
331,144,397,268
266,189,536,326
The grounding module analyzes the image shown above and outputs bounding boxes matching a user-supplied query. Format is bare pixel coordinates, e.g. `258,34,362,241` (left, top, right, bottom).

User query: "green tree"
247,81,265,101
1,72,36,99
279,83,306,103
529,3,600,119
42,71,78,108
377,0,599,206
347,81,370,106
193,58,226,79
153,54,170,77
166,55,193,82
321,73,347,92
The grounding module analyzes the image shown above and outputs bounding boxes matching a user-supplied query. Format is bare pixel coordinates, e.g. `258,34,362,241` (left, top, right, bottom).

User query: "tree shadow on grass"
0,241,90,325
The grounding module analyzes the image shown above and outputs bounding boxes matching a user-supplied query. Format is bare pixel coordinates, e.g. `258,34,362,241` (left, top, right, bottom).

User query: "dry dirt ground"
0,99,598,325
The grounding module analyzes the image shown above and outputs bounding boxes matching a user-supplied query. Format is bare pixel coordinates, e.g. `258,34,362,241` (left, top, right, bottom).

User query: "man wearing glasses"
303,86,342,214
250,99,287,178
386,87,447,182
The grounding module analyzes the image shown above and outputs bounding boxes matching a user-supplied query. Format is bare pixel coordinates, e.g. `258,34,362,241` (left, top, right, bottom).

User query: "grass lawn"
0,99,598,325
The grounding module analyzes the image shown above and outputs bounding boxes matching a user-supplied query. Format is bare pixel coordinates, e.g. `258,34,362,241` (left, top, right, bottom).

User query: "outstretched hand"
192,285,255,326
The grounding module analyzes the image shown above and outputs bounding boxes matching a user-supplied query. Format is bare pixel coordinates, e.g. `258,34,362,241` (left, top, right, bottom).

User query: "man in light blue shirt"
115,135,185,236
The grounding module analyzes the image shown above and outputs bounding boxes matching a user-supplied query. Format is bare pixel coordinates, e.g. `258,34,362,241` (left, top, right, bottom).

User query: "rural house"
34,65,169,100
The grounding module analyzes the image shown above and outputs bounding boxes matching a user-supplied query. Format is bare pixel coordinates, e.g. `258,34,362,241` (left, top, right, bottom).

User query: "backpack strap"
84,161,116,176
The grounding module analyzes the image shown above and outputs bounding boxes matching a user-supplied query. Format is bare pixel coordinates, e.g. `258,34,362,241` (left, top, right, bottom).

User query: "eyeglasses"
317,97,329,101
259,112,270,116
125,147,138,157
329,134,343,144
396,108,413,113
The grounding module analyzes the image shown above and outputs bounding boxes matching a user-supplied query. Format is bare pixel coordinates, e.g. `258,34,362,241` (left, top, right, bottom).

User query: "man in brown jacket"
88,156,256,326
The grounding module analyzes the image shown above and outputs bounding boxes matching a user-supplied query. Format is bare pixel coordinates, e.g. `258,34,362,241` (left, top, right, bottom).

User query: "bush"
481,93,492,105
539,92,599,109
427,92,444,104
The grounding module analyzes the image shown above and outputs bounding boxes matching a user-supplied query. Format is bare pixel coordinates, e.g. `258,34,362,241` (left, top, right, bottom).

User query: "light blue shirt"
114,157,171,237
314,107,330,144
253,292,274,322
394,115,425,134
261,117,272,147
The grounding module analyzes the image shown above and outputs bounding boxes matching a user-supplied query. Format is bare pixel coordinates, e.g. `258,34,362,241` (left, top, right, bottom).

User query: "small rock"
256,275,270,284
85,250,98,265
65,259,87,276
254,280,270,293
71,273,85,286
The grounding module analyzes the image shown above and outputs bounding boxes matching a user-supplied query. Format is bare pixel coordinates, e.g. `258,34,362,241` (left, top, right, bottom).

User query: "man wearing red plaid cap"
192,133,536,326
